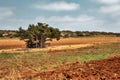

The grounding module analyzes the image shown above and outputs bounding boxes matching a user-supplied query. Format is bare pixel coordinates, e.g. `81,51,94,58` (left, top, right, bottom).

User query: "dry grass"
0,42,120,79
0,38,26,49
0,37,120,50
50,37,120,46
0,44,93,53
0,37,120,79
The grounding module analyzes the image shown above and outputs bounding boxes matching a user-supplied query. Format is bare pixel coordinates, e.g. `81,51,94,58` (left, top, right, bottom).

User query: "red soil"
31,57,120,80
0,57,120,80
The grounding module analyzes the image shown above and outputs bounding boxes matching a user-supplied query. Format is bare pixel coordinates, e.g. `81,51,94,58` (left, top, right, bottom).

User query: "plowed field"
32,57,120,80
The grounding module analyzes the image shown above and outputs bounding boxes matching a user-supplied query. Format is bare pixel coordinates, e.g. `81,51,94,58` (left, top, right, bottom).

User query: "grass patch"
0,53,15,58
0,42,119,70
79,52,110,62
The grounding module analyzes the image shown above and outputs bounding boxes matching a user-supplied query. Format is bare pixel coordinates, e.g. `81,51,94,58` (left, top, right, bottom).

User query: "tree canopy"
18,22,61,48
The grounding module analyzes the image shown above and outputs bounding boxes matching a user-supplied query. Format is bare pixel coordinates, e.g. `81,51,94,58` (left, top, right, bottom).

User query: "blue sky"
0,0,120,32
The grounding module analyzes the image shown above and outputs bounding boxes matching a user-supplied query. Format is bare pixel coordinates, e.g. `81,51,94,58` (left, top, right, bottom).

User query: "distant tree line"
61,30,120,38
0,29,120,39
0,30,18,38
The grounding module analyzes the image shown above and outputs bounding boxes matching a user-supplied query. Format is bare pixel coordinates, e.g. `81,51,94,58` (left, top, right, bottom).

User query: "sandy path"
0,44,93,53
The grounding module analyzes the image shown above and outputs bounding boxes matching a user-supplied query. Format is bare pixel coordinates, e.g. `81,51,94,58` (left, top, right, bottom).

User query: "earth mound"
32,57,120,80
1,56,120,80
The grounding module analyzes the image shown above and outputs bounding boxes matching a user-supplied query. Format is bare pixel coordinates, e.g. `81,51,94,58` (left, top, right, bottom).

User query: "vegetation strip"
0,42,120,79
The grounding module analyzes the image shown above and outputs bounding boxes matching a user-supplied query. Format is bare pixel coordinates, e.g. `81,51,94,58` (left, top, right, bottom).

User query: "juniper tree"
18,22,61,48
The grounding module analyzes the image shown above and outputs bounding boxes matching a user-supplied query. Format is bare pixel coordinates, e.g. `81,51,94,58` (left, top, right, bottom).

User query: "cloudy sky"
0,0,120,32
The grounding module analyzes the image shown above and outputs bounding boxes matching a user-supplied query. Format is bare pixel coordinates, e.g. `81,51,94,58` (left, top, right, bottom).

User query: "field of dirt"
1,56,119,79
0,38,120,79
30,57,120,80
0,37,120,50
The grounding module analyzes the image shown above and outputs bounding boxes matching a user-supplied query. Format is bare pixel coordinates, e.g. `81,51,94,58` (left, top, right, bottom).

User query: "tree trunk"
26,35,46,48
40,35,46,48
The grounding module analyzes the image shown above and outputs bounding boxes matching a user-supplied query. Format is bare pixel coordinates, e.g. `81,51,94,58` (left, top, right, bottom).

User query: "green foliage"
61,31,120,37
18,23,61,40
64,34,69,38
17,27,30,39
18,22,61,48
0,32,3,37
0,30,18,38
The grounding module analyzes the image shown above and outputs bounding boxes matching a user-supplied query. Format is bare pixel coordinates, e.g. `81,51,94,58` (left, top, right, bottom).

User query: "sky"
0,0,120,32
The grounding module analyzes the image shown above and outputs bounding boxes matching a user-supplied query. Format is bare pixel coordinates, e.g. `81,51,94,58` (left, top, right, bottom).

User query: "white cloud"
102,20,120,32
34,15,104,31
97,0,120,5
100,5,120,16
35,15,95,22
1,15,119,32
95,0,120,16
0,7,14,20
0,18,33,30
33,1,80,11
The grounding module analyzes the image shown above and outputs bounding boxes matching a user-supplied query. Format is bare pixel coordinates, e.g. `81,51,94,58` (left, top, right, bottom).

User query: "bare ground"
1,56,119,80
29,57,120,80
